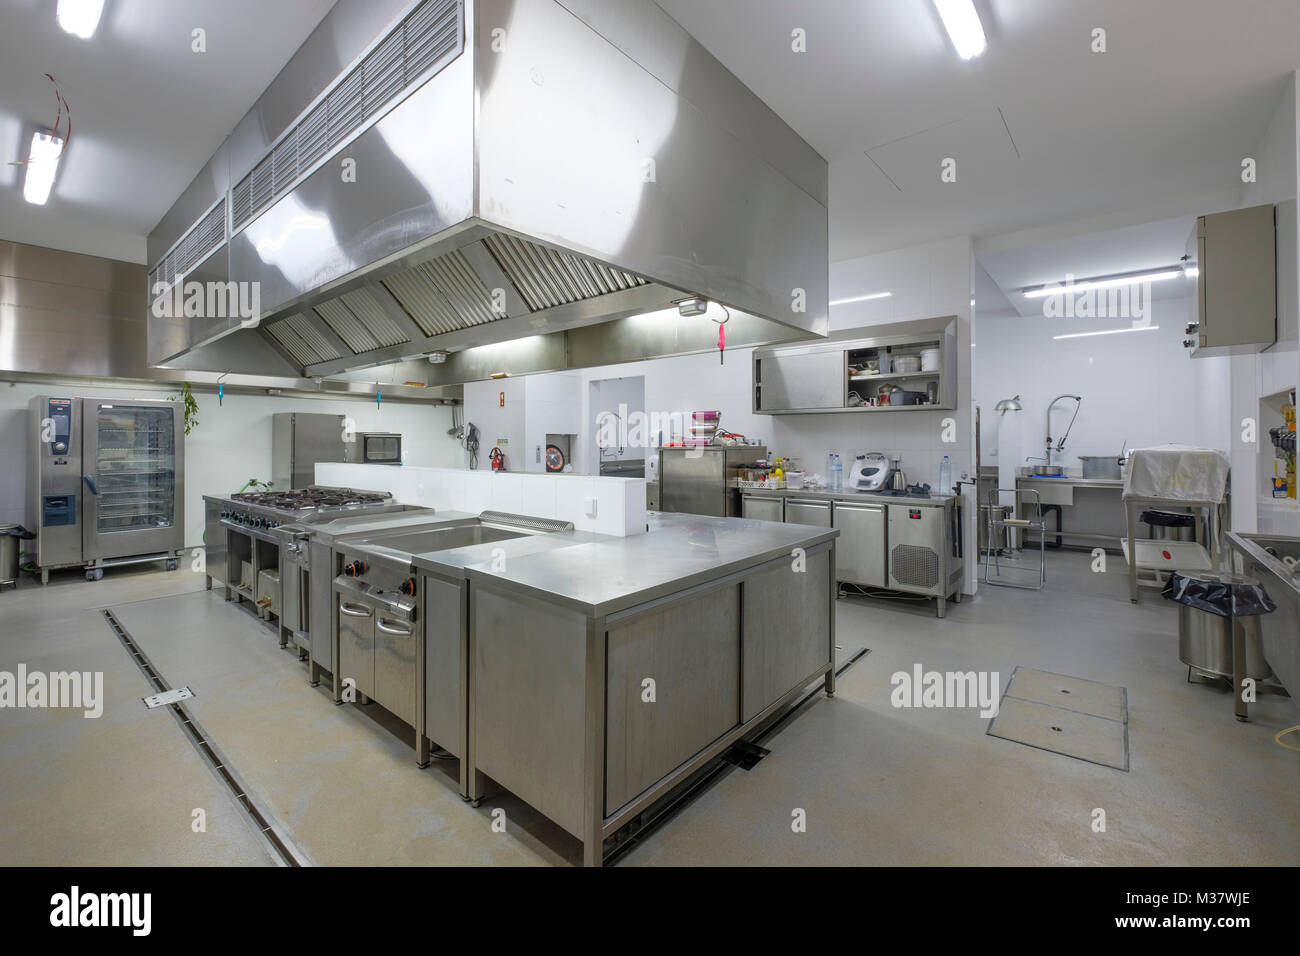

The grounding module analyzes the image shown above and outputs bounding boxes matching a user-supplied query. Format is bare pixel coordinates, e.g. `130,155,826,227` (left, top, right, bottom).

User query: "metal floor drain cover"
143,687,194,709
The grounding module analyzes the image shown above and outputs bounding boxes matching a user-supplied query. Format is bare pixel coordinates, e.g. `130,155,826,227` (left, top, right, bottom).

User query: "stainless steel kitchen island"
412,513,839,867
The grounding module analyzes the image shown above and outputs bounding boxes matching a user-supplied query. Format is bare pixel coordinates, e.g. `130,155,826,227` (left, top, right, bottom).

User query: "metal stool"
983,488,1046,590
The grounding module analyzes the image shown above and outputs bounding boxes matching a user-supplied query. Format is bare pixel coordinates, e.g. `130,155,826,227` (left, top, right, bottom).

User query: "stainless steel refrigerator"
271,412,347,489
27,395,185,582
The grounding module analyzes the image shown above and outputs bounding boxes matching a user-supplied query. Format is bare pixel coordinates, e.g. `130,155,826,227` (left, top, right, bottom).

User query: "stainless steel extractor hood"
146,0,829,385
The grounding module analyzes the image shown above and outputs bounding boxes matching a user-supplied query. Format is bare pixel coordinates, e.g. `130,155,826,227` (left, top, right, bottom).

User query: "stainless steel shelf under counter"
450,513,838,866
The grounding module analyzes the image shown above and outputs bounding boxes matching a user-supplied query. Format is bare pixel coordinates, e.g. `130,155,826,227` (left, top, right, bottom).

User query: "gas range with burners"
202,486,399,625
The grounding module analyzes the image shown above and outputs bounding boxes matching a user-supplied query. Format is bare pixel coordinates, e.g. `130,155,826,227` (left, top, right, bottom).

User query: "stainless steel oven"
346,432,402,465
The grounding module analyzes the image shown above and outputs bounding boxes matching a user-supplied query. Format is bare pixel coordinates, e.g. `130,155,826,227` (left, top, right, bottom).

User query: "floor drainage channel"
102,608,308,867
603,647,871,866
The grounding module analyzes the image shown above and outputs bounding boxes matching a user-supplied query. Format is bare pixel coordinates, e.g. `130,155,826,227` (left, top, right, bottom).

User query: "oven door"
361,434,401,465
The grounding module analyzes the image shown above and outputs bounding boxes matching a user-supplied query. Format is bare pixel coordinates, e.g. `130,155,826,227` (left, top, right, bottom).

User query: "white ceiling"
655,0,1299,263
0,0,335,263
979,214,1198,316
2,0,1296,284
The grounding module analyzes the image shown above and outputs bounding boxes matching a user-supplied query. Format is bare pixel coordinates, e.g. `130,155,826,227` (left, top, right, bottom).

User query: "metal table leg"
1126,502,1138,603
1231,611,1249,722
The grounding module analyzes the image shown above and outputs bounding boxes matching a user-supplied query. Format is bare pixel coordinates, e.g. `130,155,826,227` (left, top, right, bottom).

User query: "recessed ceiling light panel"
933,0,986,60
57,0,105,39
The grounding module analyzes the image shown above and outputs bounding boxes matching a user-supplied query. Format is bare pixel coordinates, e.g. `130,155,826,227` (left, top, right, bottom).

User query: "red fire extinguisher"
489,447,506,472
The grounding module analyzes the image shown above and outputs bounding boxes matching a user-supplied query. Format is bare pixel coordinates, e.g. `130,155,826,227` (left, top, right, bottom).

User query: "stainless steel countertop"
735,485,957,507
412,527,607,580
440,512,838,617
1015,476,1124,489
280,509,463,545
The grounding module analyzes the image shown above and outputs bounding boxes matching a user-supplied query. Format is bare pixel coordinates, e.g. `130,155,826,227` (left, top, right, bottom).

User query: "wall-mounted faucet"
1045,394,1082,466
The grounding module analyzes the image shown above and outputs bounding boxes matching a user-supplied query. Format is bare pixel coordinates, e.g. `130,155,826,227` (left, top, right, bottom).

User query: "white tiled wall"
316,462,647,536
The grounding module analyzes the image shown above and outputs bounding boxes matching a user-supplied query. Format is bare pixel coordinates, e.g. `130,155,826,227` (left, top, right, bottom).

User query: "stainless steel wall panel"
422,575,464,756
472,586,588,839
224,0,417,181
604,584,741,814
553,0,827,205
741,547,831,722
226,53,476,323
147,141,230,271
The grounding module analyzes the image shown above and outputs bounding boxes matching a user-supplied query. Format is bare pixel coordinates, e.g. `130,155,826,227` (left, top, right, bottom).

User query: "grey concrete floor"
0,551,1295,866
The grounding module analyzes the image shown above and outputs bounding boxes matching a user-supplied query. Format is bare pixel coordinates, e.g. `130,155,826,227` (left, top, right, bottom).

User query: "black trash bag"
0,525,35,539
1162,571,1276,618
1141,510,1195,528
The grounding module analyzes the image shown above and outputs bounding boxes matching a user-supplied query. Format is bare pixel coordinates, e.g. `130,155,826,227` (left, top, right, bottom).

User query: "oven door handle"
339,602,372,618
376,618,412,636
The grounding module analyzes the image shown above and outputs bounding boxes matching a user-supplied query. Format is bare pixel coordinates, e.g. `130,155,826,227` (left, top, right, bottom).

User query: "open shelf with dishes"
752,315,957,414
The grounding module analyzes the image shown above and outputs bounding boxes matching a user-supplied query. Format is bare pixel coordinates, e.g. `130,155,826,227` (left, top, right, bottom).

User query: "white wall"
523,373,581,473
772,237,975,492
588,375,646,473
0,380,459,547
1236,72,1300,534
972,297,1229,468
462,378,525,469
316,462,646,536
463,374,582,473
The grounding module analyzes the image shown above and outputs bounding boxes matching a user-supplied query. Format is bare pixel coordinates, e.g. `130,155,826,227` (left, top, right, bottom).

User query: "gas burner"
228,486,392,513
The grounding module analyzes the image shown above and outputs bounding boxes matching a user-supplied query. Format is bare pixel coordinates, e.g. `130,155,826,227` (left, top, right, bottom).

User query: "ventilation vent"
148,199,227,290
889,545,939,589
382,250,497,336
265,313,345,366
482,233,648,312
230,0,463,231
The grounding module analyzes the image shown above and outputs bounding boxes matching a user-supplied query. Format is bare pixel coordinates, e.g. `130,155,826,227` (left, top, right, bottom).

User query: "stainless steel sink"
362,522,530,556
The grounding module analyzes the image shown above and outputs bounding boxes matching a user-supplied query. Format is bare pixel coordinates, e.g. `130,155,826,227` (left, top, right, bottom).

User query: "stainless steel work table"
432,513,839,866
1013,476,1124,547
458,513,837,616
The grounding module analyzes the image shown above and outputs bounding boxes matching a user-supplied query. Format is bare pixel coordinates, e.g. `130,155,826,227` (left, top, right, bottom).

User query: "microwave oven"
345,432,402,465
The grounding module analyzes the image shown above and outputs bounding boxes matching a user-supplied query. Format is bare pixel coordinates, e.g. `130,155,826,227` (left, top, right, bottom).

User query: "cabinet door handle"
376,618,412,636
339,602,372,618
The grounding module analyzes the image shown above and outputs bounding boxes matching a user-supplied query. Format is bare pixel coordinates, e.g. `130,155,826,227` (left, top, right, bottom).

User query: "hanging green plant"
168,382,200,435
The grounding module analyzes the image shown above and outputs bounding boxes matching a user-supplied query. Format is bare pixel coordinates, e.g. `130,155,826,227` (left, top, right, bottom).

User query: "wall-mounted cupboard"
752,316,957,414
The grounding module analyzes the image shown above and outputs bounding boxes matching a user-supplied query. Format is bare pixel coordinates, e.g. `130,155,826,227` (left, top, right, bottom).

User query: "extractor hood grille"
482,233,648,311
314,297,409,354
149,198,227,290
382,250,496,336
230,0,463,231
265,312,346,366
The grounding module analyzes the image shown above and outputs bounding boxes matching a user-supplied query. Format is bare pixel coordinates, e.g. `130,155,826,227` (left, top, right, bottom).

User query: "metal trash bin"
0,524,34,589
1177,603,1272,681
1142,509,1195,542
1163,571,1276,721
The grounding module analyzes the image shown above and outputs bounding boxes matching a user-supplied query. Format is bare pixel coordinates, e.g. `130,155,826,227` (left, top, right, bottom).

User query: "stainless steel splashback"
146,0,829,384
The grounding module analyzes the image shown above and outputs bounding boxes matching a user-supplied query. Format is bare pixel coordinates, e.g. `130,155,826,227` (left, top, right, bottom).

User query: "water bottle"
830,453,843,492
938,455,952,495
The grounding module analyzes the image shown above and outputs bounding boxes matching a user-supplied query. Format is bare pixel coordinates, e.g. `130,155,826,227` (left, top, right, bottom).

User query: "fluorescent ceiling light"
933,0,986,60
22,131,64,205
1183,266,1199,278
1023,269,1182,298
1053,325,1160,341
830,291,891,306
57,0,105,39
